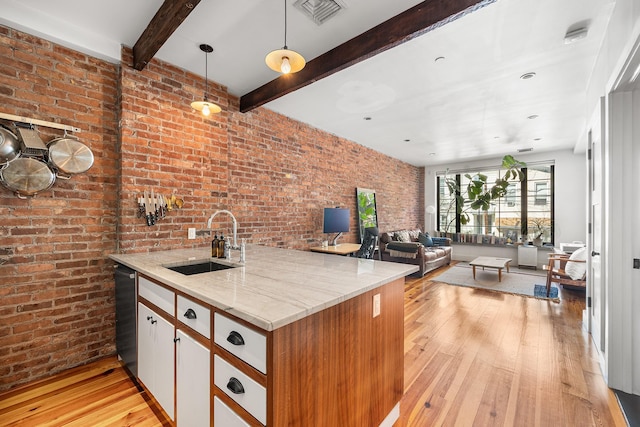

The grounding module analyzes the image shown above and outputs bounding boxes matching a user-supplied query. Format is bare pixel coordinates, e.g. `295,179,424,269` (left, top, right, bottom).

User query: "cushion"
565,247,587,280
396,230,411,242
408,229,421,241
431,237,449,247
418,232,433,247
386,241,422,253
388,250,417,259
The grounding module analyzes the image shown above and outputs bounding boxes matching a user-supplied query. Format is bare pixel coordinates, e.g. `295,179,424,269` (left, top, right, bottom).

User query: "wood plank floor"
0,358,170,427
400,267,627,427
0,265,627,426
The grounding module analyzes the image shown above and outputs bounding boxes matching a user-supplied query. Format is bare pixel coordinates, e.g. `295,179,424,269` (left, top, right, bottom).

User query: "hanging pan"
47,135,94,179
0,124,21,167
0,156,55,198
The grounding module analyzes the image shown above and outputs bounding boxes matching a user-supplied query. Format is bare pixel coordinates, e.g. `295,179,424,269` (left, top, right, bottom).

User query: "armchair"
545,251,586,296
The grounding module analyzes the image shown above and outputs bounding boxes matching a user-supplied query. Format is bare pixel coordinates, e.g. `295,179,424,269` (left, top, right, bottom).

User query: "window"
534,182,548,205
436,163,554,244
505,188,516,207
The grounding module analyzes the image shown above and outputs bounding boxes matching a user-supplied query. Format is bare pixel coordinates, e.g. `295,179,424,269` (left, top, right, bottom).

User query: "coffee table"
469,257,512,282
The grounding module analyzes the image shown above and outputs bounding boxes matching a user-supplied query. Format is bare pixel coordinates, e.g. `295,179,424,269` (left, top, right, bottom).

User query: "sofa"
379,229,452,277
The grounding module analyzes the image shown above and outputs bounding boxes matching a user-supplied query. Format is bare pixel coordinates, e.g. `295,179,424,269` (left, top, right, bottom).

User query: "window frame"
436,163,554,244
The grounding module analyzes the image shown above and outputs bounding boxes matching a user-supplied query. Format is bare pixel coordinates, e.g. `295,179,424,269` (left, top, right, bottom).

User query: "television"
323,207,350,246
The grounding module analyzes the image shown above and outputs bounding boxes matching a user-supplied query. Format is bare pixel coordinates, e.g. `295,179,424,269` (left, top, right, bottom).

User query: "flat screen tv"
323,207,350,246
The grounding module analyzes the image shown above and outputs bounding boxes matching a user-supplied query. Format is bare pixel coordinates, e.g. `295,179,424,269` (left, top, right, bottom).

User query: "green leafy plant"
443,155,526,230
357,190,377,228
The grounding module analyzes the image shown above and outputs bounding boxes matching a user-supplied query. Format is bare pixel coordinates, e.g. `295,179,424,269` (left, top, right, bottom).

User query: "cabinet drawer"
214,313,266,374
177,295,211,339
214,355,266,425
138,276,174,316
214,396,250,427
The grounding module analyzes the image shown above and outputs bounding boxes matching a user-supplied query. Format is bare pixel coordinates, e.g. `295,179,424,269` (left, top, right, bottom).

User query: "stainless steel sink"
164,261,235,275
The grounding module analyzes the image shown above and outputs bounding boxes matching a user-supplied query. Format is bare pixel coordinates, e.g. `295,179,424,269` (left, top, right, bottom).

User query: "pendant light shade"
191,44,221,116
266,0,305,74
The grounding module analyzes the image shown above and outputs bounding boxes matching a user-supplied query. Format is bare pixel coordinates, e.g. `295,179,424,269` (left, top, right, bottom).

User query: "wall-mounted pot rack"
0,112,81,133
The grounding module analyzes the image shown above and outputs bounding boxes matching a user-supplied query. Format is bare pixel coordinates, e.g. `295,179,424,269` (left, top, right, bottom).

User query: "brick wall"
0,27,423,391
0,26,119,389
118,47,423,251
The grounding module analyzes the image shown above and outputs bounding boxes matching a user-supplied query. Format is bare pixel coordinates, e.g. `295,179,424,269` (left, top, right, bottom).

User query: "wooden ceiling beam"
240,0,495,113
132,0,202,71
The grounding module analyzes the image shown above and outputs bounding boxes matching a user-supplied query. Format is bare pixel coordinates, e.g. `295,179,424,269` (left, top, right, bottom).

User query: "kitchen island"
110,245,417,427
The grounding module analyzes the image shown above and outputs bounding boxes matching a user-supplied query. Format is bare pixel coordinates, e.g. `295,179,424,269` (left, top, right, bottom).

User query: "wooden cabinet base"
268,278,404,426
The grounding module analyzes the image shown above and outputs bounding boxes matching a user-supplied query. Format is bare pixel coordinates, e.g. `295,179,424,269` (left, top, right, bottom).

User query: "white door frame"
586,99,605,361
602,33,640,394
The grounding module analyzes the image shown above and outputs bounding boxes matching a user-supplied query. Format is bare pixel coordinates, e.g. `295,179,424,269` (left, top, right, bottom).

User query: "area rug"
432,264,559,302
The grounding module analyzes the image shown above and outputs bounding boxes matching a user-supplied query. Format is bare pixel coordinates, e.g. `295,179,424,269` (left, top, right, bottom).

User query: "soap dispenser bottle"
217,233,225,258
212,232,219,257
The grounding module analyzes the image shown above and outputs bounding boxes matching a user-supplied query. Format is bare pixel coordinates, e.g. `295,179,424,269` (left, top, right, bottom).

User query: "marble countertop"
110,245,418,331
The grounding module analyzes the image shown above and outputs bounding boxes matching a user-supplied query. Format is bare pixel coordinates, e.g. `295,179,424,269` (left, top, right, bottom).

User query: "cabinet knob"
226,330,245,346
183,308,197,320
174,337,180,343
147,316,157,324
226,377,245,394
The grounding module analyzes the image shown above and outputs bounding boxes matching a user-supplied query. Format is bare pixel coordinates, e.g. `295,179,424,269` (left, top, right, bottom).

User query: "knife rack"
137,191,183,226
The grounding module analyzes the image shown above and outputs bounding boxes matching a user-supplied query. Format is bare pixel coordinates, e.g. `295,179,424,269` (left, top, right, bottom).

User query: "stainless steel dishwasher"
114,263,137,376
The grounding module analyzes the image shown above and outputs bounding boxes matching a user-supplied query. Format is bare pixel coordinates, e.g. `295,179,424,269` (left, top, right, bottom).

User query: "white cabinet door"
176,329,210,427
138,302,175,421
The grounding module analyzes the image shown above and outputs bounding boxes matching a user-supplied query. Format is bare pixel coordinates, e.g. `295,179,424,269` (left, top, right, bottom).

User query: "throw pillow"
396,230,411,242
565,247,587,280
418,232,433,247
408,229,421,241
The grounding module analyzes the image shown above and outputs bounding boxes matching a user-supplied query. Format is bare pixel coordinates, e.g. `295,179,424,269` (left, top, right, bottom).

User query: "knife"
151,189,158,222
144,190,153,226
159,194,166,219
137,196,145,218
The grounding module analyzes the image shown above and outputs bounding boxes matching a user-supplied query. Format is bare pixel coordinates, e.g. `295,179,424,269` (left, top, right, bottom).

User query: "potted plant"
528,217,547,246
442,155,527,233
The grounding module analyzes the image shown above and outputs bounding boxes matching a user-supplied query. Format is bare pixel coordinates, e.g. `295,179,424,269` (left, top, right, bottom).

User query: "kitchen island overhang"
109,244,417,331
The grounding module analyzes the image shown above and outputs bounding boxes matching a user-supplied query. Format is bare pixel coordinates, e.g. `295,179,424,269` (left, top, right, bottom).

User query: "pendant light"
191,44,221,116
265,0,305,74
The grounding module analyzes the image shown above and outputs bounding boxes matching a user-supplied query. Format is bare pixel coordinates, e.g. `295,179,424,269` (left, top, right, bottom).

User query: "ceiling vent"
294,0,347,25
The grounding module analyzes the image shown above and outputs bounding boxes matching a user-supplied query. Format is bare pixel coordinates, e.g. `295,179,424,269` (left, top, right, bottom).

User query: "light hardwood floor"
0,265,627,426
400,268,627,426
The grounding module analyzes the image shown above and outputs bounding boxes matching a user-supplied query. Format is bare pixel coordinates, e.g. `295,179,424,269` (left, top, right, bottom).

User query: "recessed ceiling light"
428,152,436,156
404,139,411,143
518,148,533,153
363,116,372,121
527,114,539,120
520,72,536,80
534,137,542,141
434,56,445,62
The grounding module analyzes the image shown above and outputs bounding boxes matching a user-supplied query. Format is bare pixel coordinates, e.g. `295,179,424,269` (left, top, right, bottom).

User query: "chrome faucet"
207,210,239,250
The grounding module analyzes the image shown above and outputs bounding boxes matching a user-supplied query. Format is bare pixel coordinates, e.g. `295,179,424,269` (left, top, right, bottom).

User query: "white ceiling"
0,0,615,166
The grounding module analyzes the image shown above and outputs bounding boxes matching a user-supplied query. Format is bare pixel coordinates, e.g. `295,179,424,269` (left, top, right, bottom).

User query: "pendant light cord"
283,0,288,49
204,50,208,100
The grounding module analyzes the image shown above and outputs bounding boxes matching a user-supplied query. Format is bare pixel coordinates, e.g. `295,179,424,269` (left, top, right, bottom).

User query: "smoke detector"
294,0,347,25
